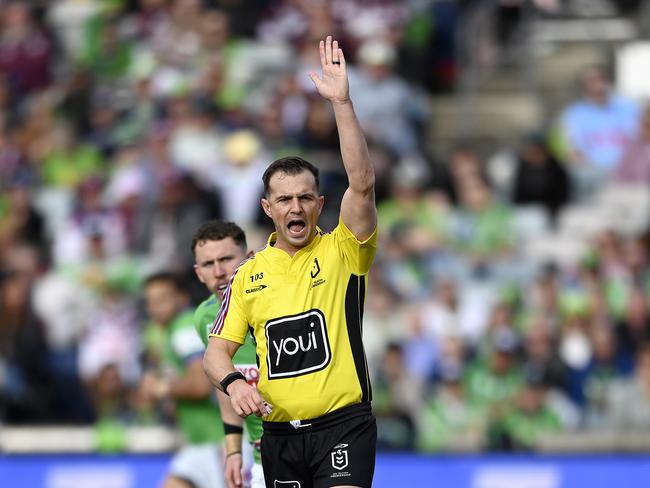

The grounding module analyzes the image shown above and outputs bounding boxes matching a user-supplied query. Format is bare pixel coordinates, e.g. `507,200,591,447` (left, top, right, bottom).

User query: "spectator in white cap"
348,37,430,157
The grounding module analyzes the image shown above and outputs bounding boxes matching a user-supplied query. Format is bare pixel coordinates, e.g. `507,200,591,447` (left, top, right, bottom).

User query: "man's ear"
318,195,325,215
261,198,272,218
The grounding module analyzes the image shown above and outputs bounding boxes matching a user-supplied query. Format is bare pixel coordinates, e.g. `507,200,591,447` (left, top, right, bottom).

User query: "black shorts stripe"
345,274,372,403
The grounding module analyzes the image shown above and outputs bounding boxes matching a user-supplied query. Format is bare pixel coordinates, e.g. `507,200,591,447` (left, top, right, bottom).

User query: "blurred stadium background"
1,0,650,486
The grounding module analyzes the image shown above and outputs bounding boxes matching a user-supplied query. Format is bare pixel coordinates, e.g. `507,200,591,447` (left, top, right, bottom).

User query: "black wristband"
223,422,244,435
220,371,246,395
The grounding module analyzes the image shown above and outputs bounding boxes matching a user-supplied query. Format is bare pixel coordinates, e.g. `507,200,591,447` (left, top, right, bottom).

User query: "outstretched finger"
338,47,346,70
325,35,332,65
318,39,326,69
332,39,339,63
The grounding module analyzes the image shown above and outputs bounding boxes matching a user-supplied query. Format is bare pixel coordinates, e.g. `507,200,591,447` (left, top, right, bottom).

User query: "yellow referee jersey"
210,217,377,422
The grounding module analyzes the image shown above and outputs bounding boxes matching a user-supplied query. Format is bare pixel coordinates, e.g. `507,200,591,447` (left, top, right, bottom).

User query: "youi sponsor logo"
265,309,331,379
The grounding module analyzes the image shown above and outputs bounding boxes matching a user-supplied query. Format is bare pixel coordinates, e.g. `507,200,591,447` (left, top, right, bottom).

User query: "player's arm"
309,35,376,241
166,358,213,400
204,337,268,418
217,389,245,488
142,357,213,402
145,324,215,402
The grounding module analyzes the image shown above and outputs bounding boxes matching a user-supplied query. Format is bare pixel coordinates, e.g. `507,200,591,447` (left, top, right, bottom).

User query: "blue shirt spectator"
561,66,640,171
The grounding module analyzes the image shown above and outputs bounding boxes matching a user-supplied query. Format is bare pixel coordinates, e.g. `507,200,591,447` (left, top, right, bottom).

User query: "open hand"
309,35,349,105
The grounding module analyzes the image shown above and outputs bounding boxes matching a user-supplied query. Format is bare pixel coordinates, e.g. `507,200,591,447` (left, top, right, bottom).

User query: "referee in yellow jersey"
203,35,378,488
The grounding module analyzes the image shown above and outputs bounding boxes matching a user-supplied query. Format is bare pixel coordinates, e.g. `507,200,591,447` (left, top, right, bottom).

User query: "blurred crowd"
1,0,650,454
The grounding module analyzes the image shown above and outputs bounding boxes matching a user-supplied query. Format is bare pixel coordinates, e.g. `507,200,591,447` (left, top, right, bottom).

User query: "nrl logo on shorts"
331,443,349,470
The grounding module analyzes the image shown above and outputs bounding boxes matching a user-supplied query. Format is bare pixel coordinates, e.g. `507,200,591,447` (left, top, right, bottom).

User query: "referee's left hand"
227,379,270,418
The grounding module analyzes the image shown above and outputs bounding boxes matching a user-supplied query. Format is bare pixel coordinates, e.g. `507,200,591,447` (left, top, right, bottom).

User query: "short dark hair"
191,220,247,257
144,271,186,291
262,156,319,196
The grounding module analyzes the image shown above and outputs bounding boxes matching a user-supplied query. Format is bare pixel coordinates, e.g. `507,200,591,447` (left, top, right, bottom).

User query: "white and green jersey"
194,295,263,463
164,309,223,445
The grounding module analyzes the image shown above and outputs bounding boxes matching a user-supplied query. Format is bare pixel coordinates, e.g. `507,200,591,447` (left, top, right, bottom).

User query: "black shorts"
261,402,376,488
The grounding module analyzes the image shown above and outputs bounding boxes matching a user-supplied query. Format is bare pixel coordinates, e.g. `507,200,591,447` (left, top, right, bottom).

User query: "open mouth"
216,283,228,297
287,219,306,237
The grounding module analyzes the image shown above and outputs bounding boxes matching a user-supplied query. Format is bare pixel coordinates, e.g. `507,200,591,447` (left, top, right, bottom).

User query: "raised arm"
309,35,376,241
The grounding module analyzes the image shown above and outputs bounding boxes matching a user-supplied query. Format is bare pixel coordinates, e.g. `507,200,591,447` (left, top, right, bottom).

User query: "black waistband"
263,402,372,435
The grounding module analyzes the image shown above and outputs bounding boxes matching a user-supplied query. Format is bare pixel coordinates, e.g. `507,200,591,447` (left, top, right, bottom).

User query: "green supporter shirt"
465,360,525,409
165,309,223,444
417,390,487,452
454,203,514,257
194,296,263,462
377,198,446,237
500,406,561,449
40,145,103,188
